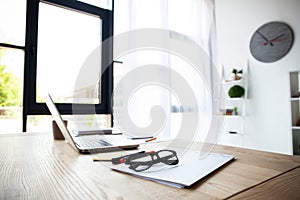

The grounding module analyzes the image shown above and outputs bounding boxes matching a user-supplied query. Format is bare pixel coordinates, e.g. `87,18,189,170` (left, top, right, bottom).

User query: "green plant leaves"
228,85,245,98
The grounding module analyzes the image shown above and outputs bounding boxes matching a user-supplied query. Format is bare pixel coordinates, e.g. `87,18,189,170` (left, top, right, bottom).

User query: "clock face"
250,22,294,63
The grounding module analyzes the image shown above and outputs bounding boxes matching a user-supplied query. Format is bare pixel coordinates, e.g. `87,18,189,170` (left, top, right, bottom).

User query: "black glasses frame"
125,149,179,172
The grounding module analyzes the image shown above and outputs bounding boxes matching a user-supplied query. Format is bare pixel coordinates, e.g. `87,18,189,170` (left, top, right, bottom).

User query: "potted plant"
233,107,238,115
228,85,245,98
232,68,243,80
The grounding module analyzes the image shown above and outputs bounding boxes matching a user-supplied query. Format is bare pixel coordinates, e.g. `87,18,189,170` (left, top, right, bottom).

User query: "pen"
129,136,153,140
145,137,157,142
111,151,146,164
93,151,146,164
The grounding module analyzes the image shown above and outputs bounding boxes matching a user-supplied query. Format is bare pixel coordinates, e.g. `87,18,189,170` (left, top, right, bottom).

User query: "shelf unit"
289,71,300,155
218,62,248,148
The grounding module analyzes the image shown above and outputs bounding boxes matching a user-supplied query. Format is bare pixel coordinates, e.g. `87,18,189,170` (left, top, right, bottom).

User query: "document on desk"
110,150,234,188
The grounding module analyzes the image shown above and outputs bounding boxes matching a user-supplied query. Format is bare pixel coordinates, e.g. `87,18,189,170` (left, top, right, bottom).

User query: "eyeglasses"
124,149,179,172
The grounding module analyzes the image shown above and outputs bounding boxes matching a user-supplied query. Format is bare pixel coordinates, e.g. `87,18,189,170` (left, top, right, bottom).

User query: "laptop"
45,94,139,153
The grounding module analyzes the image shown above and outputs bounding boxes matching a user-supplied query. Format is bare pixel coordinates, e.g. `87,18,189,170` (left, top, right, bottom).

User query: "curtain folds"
113,0,217,141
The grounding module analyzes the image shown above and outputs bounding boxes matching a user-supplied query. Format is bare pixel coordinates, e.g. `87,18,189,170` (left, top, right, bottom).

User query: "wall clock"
249,21,294,63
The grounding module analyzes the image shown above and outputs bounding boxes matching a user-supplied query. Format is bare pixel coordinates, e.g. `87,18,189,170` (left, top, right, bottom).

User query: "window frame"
24,0,113,131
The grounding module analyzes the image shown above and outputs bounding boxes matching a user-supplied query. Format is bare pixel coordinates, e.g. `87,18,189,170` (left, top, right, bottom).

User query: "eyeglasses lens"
157,150,178,165
129,154,153,172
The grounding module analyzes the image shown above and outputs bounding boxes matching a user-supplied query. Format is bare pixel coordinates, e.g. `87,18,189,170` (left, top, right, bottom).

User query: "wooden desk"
0,133,300,200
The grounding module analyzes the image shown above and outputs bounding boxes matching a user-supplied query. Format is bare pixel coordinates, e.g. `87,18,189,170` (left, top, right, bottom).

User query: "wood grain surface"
228,167,300,200
0,133,300,200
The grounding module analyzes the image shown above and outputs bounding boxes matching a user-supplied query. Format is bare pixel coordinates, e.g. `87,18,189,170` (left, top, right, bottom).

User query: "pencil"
145,137,157,142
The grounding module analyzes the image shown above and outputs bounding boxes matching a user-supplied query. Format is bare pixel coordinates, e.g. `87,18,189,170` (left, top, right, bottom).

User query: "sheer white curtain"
166,0,217,141
113,0,217,140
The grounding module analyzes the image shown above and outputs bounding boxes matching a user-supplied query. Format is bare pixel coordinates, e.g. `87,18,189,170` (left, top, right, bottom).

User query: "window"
0,0,26,133
0,0,26,46
24,0,113,131
0,0,112,133
37,3,102,104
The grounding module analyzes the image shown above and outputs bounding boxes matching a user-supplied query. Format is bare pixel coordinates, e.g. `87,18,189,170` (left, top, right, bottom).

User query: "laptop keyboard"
75,136,112,148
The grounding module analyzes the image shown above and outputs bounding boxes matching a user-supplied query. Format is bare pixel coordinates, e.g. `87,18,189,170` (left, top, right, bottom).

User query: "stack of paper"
110,150,234,188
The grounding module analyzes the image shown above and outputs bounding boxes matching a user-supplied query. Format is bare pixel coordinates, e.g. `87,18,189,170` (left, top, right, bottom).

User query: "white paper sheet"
110,150,234,188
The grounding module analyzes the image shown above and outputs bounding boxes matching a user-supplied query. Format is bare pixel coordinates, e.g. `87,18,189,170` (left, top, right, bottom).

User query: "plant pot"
232,74,242,81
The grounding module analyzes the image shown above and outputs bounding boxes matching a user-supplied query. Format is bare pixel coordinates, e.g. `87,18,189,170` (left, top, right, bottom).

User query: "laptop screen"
45,94,78,151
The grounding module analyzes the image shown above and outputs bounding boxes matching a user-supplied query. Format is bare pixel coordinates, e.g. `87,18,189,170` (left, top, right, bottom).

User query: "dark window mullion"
41,0,111,17
23,0,40,131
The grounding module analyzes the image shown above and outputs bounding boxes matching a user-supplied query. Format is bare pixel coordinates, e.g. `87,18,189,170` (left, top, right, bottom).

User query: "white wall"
215,0,300,154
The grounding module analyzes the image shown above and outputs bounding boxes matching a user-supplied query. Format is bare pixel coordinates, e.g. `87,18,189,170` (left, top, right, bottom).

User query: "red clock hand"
263,41,272,46
269,33,285,46
263,38,288,46
270,33,285,41
262,33,286,46
270,38,288,43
